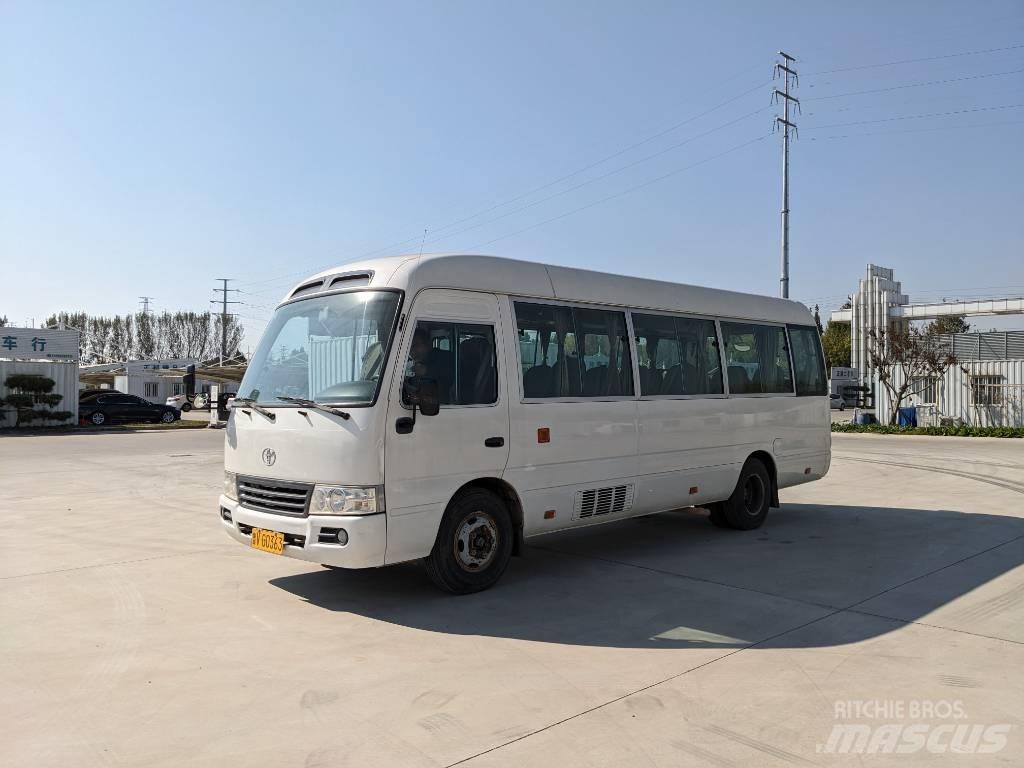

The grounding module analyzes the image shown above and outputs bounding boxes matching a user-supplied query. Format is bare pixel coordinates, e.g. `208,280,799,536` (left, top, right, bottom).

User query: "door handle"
484,437,504,448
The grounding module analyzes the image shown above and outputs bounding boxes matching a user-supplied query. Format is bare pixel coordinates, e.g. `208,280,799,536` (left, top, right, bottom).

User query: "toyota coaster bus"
221,254,830,593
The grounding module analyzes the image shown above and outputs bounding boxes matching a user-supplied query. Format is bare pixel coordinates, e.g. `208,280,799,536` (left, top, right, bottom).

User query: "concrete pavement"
2,431,1022,766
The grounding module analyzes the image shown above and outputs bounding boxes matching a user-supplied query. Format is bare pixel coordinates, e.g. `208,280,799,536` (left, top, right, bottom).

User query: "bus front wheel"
710,458,771,530
425,489,513,594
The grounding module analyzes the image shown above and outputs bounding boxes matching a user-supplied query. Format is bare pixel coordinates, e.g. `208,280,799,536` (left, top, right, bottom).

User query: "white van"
221,255,830,593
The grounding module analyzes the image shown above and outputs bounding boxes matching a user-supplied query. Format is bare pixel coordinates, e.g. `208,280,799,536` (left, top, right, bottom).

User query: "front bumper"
219,495,386,569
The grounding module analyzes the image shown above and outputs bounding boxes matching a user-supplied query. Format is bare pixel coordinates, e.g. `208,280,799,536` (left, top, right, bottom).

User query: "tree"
2,374,72,427
813,304,824,336
925,315,970,336
42,310,244,363
0,315,8,327
135,311,156,359
867,327,959,425
821,321,851,369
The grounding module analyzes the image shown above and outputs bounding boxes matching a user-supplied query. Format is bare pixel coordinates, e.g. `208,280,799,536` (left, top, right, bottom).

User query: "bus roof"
289,253,814,325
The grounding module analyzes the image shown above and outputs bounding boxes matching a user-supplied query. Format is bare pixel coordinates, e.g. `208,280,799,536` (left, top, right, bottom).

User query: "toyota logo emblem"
261,448,277,466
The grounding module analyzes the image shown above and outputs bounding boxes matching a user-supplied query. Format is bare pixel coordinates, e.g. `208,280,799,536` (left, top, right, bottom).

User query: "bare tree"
135,312,156,359
40,310,244,364
867,327,959,425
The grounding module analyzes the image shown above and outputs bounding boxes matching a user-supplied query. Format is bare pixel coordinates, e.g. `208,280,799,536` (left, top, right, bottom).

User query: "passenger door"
130,395,161,420
107,394,146,422
384,290,510,564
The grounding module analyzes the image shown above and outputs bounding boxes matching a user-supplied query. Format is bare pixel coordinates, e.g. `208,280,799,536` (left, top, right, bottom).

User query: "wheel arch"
747,450,780,508
451,477,525,556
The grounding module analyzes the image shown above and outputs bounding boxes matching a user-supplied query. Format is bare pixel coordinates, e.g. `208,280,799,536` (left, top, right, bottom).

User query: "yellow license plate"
250,527,285,555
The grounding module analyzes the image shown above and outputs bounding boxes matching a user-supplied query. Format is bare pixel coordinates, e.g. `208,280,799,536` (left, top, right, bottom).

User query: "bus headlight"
223,471,238,501
311,485,383,515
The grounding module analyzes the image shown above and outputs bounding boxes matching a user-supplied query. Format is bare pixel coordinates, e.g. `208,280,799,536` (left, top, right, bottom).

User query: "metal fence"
927,330,1024,361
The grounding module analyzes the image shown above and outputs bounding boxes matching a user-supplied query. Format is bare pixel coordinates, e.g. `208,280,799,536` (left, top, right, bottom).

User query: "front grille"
237,476,312,517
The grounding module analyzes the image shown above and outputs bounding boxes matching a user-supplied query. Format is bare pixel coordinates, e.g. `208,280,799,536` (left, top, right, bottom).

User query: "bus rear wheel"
425,489,513,594
710,458,771,530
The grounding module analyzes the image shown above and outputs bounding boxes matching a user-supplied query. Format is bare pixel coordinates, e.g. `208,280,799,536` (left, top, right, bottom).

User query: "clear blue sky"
2,1,1022,347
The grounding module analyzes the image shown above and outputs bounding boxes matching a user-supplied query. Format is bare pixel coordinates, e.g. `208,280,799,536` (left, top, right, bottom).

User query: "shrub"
3,374,55,393
832,423,1024,438
35,393,64,408
3,374,67,427
3,393,34,409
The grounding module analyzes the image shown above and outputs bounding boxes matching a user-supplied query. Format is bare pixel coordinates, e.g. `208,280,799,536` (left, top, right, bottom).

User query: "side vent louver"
573,484,634,520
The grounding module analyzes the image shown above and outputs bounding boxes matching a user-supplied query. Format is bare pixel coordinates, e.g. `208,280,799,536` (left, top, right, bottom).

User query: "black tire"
424,489,513,594
90,411,106,426
181,402,192,412
159,410,176,423
718,458,772,530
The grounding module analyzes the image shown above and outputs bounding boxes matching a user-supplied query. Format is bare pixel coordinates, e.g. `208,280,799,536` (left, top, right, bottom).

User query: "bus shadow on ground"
269,503,1024,650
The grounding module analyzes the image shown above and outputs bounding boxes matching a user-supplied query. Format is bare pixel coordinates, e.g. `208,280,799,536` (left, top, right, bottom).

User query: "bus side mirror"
417,378,440,416
397,377,440,434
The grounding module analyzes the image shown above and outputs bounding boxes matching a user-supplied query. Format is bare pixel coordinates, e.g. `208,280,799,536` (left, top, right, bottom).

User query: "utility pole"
138,296,155,314
211,279,242,365
773,51,799,299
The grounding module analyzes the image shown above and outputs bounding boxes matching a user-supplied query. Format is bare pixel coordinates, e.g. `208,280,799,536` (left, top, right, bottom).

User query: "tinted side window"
573,307,633,397
514,302,633,398
404,321,496,405
633,313,723,396
516,303,577,397
720,322,793,394
788,325,827,396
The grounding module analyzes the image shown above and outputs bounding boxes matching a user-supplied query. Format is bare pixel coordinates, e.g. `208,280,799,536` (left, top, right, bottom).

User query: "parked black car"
79,393,180,425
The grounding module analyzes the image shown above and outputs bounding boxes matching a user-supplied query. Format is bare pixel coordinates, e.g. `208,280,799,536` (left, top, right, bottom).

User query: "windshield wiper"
233,397,276,421
276,396,351,420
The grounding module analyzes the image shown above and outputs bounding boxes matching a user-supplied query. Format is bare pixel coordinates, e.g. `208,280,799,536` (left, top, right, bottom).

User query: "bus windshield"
237,290,401,406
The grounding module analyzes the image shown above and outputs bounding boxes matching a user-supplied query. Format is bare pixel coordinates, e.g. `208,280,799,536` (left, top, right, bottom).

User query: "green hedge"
3,374,55,393
832,423,1024,438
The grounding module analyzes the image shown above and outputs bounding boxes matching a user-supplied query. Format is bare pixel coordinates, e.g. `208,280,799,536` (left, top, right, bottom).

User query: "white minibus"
221,254,830,593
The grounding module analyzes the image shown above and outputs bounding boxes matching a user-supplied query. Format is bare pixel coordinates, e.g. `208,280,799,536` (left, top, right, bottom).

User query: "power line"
235,46,1023,302
807,119,1024,140
464,133,769,251
422,105,771,251
803,102,1024,130
804,89,1024,117
234,76,773,292
803,67,1024,100
804,42,1024,75
343,79,774,263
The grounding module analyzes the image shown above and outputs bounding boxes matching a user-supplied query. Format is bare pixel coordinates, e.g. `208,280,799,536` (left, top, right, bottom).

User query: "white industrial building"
116,359,215,402
79,358,218,402
830,265,1024,426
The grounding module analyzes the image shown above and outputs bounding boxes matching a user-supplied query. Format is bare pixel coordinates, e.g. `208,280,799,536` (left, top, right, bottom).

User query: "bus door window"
405,321,497,405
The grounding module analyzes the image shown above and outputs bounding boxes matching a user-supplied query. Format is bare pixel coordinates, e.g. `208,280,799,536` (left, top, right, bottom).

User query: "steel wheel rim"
453,510,499,572
743,474,765,516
